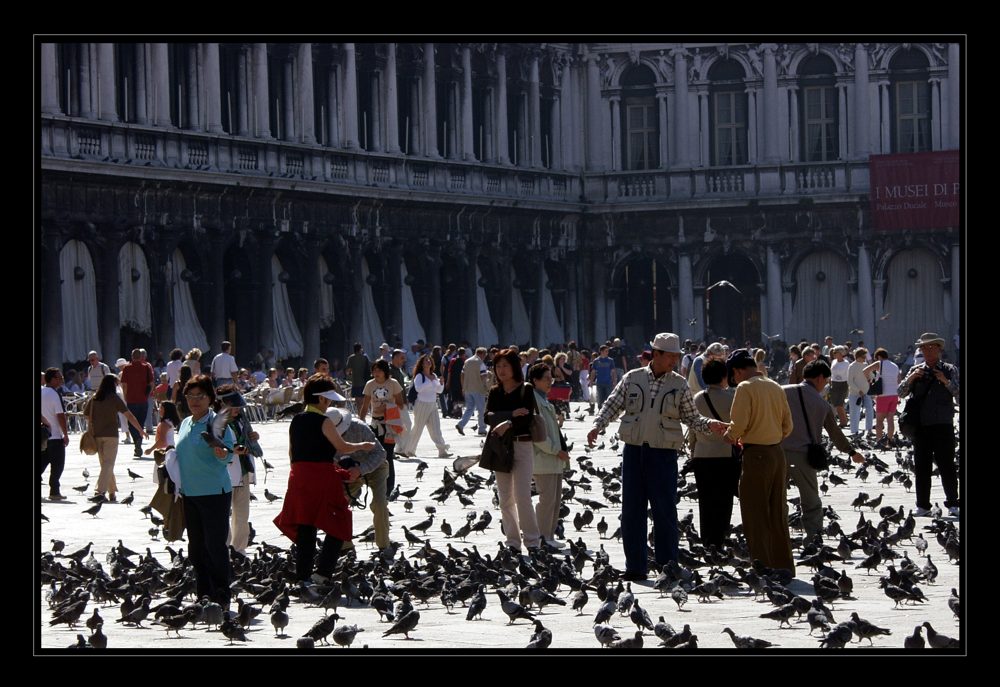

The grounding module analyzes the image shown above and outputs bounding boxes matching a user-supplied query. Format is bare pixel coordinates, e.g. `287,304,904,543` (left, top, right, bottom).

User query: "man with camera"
897,333,960,517
782,360,865,539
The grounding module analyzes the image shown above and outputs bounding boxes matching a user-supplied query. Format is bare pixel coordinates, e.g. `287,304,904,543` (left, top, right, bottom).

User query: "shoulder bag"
796,388,829,471
867,361,883,396
898,374,932,440
79,399,98,456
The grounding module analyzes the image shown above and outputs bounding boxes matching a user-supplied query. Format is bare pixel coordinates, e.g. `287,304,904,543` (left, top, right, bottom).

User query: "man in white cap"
897,332,960,517
587,332,728,580
326,407,392,554
85,351,112,391
378,343,392,363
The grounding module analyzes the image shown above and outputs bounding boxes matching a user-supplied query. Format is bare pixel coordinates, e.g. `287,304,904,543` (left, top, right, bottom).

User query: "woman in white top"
145,400,180,457
828,346,850,428
865,347,901,446
397,354,451,458
847,347,873,437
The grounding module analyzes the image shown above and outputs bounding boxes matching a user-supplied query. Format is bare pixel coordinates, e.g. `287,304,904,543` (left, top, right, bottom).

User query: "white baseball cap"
317,389,347,402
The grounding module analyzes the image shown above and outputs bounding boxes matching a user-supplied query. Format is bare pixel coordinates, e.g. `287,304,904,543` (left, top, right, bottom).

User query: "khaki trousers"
228,472,252,553
495,440,540,550
532,472,563,541
345,459,391,550
784,449,823,538
95,437,119,496
739,443,795,574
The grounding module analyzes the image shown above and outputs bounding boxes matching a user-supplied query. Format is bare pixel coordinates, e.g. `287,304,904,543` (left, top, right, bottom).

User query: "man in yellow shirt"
723,349,795,574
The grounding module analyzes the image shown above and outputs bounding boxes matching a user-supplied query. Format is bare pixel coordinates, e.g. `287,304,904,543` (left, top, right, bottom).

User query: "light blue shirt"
176,410,235,497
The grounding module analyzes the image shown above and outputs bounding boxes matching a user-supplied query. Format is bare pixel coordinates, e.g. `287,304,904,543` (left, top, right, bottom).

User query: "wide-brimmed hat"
649,333,682,353
317,389,347,402
914,332,946,348
114,358,128,369
325,408,352,435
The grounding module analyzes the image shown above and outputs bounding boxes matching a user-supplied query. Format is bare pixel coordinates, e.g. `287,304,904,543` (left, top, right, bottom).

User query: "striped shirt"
593,366,714,435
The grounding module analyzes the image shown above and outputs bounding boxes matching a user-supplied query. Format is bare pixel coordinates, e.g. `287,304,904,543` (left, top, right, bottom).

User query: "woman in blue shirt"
175,374,235,606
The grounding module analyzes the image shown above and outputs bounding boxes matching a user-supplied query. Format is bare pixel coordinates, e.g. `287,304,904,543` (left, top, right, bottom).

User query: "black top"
289,412,336,464
486,383,538,437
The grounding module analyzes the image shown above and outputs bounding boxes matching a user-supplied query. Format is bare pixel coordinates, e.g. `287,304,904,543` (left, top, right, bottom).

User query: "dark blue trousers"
621,443,679,573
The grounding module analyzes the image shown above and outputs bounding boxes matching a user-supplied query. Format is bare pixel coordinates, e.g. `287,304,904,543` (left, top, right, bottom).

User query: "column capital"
760,43,779,54
670,46,689,59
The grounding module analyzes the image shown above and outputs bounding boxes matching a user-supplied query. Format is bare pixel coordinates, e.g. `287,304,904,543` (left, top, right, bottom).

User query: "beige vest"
618,369,689,449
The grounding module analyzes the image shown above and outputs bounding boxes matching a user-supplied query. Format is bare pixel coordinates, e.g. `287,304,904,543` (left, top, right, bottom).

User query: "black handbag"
899,377,932,440
797,388,829,471
478,431,514,472
867,361,883,396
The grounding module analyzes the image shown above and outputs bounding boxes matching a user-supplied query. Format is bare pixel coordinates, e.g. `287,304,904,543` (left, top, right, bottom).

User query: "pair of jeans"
596,384,613,409
39,437,66,496
457,392,486,433
126,402,148,450
913,424,959,509
621,443,679,573
295,525,343,581
183,491,233,605
848,393,873,435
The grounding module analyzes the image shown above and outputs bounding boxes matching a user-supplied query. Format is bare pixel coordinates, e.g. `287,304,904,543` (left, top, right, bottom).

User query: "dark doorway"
616,258,672,346
704,254,760,344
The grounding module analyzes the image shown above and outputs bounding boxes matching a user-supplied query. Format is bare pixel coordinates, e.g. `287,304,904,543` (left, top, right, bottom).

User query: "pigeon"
849,612,892,645
154,609,197,636
612,630,644,649
671,586,688,611
654,616,676,645
263,489,282,503
302,613,341,645
382,609,420,639
88,626,107,649
571,587,589,615
332,624,364,648
116,598,151,627
127,468,143,481
922,622,959,649
760,604,796,628
904,625,925,649
948,588,961,620
707,279,742,294
120,491,135,507
201,410,235,451
593,598,616,626
594,623,620,648
50,539,65,554
526,619,552,649
73,483,90,493
85,608,104,634
722,627,774,649
270,608,289,637
497,590,535,625
221,617,250,644
466,585,487,621
82,502,103,518
819,623,855,649
629,599,654,632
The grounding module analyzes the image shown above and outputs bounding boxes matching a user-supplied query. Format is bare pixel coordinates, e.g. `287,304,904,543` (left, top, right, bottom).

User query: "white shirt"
41,386,65,440
211,352,239,379
830,359,850,382
165,359,184,386
874,359,900,396
412,372,444,402
87,362,111,390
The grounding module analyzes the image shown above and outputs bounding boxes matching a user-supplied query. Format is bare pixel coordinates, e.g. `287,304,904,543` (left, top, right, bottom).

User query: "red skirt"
273,461,353,542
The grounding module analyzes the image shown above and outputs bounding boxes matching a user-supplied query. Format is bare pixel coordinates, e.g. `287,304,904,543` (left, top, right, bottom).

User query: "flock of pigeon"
41,402,961,651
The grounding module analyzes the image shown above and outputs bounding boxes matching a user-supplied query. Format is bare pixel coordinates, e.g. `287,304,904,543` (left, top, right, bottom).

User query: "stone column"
97,246,120,376
203,43,223,133
298,43,316,144
409,77,421,155
370,70,383,152
41,43,61,114
343,43,360,149
559,55,575,170
747,88,758,164
496,259,514,346
657,92,669,168
678,252,694,341
78,43,94,119
853,43,870,159
762,44,780,163
788,86,800,161
422,42,439,158
672,47,690,167
207,235,227,354
609,96,621,171
96,43,118,122
496,48,510,164
698,89,709,166
186,44,200,131
585,51,603,171
385,43,401,154
253,43,271,138
838,84,848,160
782,283,794,343
150,43,171,126
930,78,941,150
693,290,705,341
856,244,875,348
461,45,475,161
948,43,960,150
386,244,404,346
592,258,607,342
237,46,249,136
134,44,148,125
528,51,542,168
302,237,322,366
426,246,443,346
42,230,64,368
530,254,544,346
565,260,579,344
282,57,295,140
878,80,890,153
328,62,341,148
550,91,561,169
872,279,886,343
766,246,784,341
258,236,276,360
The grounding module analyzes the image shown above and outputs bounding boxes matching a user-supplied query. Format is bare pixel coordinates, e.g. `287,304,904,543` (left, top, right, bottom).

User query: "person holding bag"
897,333,960,517
84,374,147,502
528,362,570,548
485,348,541,553
847,348,873,437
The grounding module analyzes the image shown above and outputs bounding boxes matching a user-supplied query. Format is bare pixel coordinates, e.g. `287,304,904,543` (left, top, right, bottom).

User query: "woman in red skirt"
273,374,375,583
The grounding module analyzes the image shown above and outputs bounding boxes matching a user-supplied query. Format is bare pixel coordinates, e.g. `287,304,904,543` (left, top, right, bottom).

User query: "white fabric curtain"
882,249,948,358
510,265,531,346
540,264,565,347
359,258,385,358
400,262,427,348
318,256,335,329
475,265,499,347
59,239,100,362
271,255,304,359
118,242,152,334
787,251,852,344
169,249,209,353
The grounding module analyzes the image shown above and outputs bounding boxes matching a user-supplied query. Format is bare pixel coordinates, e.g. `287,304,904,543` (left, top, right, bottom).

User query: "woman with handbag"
485,348,541,552
397,354,451,459
528,362,569,548
864,348,900,448
690,360,741,550
84,375,147,502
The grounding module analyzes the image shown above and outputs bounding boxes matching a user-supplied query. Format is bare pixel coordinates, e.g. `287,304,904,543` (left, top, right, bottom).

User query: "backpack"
407,375,419,404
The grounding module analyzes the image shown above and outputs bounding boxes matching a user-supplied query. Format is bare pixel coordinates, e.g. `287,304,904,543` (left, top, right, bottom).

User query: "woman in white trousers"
398,355,451,458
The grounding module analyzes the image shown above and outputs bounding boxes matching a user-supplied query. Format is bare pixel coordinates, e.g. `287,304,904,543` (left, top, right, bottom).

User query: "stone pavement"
39,401,962,651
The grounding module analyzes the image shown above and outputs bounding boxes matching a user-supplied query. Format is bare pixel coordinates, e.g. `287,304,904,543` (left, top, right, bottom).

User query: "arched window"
620,65,659,170
798,53,839,161
709,59,747,166
890,48,931,153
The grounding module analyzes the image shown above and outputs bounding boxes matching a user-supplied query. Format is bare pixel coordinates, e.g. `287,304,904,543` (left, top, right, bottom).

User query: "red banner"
869,151,959,230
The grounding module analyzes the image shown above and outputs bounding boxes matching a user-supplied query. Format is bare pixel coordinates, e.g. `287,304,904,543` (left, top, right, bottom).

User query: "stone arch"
785,241,856,285
880,246,949,358
787,46,848,76
58,238,101,364
785,249,854,344
610,249,676,345
878,43,935,72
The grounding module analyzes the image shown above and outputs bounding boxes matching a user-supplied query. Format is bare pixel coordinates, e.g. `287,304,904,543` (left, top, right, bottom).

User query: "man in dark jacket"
896,332,960,517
